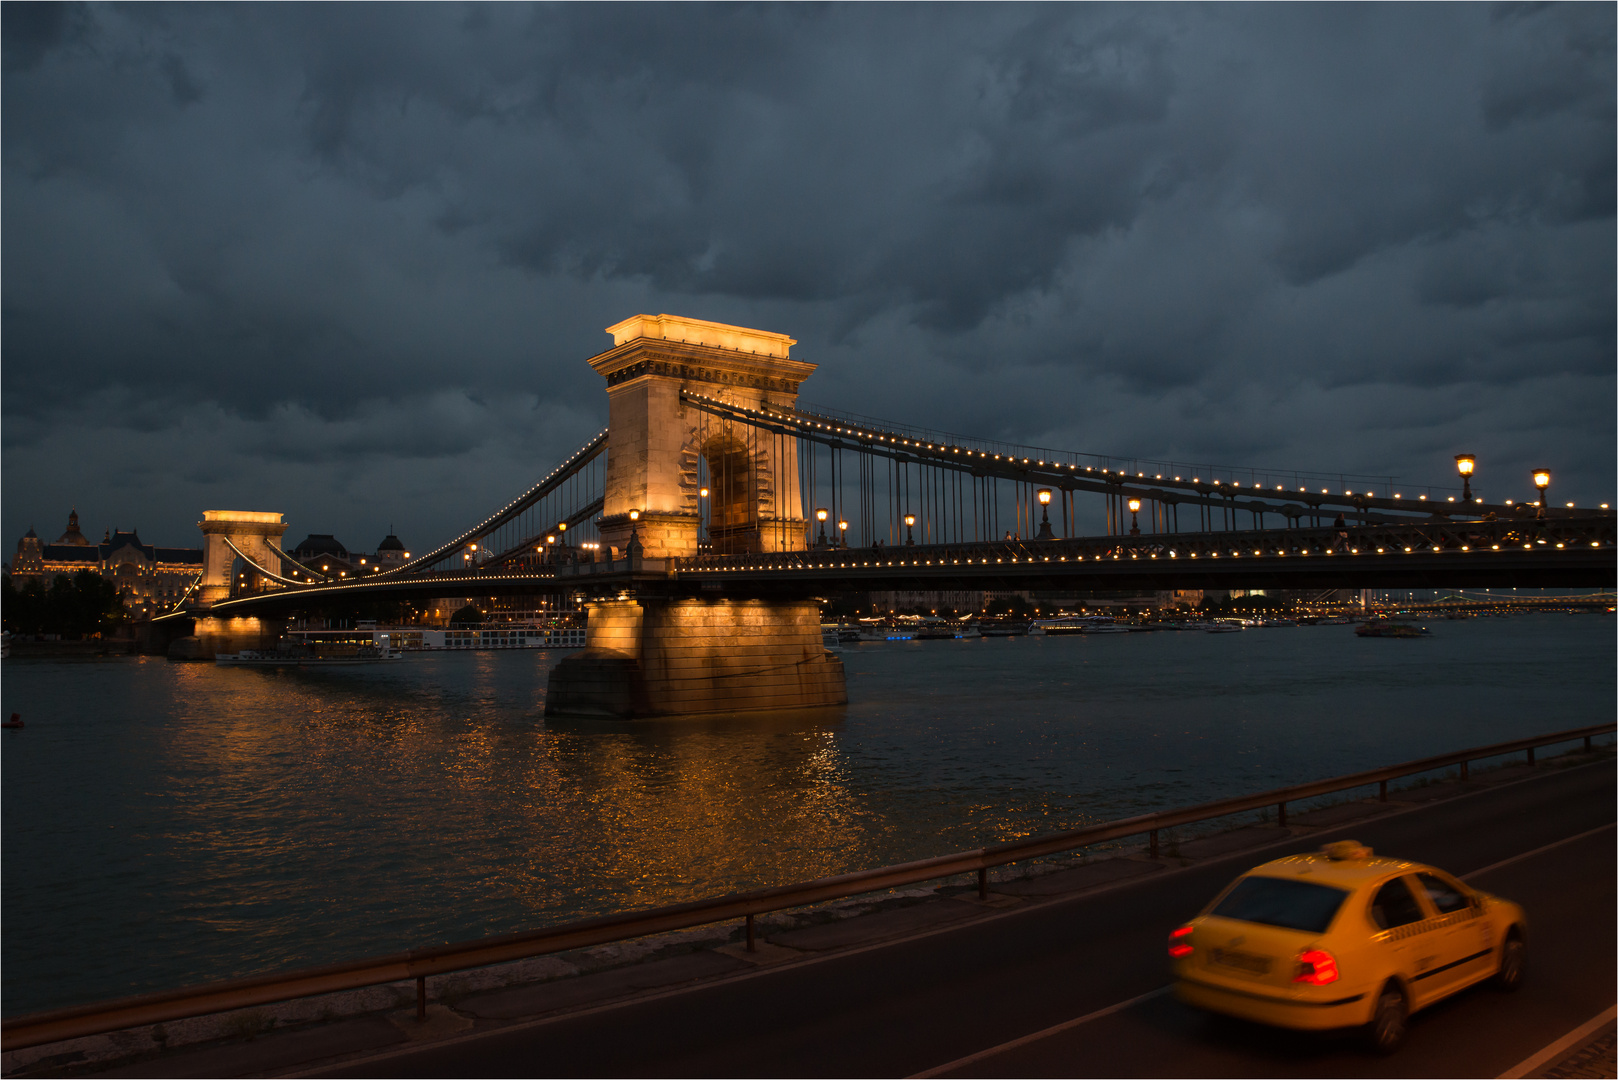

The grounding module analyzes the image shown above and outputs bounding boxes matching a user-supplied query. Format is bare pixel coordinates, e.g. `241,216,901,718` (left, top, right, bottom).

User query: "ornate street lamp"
815,507,829,548
1533,469,1550,518
838,519,849,548
904,512,916,546
1036,488,1055,539
1128,497,1142,536
1454,455,1475,502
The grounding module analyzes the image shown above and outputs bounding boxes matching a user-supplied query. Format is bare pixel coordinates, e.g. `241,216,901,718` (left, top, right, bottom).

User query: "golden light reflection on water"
6,615,1611,1013
147,658,879,958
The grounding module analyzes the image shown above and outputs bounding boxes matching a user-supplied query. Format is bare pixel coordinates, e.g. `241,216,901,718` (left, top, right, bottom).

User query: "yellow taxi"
1169,840,1526,1052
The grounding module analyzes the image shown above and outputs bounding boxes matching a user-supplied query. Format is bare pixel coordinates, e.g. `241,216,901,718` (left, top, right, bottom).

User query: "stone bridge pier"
547,314,845,718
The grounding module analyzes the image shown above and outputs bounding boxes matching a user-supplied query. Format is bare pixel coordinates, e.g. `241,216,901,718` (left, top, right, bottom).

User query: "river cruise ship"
287,625,588,652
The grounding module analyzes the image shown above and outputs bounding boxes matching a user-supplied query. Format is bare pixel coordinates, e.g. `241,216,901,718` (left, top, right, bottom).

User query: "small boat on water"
1205,621,1244,634
978,620,1030,637
1355,622,1431,638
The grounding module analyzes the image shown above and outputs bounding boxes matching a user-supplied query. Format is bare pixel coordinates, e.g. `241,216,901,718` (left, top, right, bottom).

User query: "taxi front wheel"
1494,930,1526,992
1365,983,1408,1054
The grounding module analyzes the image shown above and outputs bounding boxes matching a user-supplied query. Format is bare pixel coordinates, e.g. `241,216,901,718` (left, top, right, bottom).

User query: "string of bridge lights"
678,534,1602,572
270,404,1602,596
379,427,609,576
683,393,1584,510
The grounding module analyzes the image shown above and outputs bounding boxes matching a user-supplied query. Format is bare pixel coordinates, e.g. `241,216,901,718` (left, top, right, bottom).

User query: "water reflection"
2,614,1612,1014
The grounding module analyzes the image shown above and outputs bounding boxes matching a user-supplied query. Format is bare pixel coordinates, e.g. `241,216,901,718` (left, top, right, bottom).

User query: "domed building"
8,511,203,616
374,532,410,569
54,509,92,547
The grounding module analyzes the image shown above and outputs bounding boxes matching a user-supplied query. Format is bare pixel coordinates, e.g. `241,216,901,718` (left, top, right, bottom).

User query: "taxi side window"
1370,876,1425,929
1416,872,1469,915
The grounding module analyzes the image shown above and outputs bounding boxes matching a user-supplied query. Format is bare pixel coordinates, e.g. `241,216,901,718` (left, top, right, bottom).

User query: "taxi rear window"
1211,875,1350,933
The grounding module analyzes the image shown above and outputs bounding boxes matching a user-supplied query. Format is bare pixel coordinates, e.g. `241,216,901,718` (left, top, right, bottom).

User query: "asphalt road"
324,758,1615,1078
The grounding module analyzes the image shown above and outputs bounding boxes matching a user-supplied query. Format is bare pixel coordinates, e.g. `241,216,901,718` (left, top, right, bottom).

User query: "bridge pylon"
590,314,815,559
545,315,846,719
181,510,290,658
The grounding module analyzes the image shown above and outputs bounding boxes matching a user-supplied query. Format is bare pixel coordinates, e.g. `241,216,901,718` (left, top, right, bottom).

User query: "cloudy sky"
4,2,1612,553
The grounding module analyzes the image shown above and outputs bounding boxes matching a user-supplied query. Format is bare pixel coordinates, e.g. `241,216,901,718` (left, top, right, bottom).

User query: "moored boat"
217,636,405,665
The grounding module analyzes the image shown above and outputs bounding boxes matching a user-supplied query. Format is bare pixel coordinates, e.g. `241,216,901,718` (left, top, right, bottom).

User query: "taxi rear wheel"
1494,930,1526,992
1365,982,1408,1054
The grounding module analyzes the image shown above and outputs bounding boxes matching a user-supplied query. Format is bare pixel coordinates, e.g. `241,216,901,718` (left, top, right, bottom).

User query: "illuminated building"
9,510,204,615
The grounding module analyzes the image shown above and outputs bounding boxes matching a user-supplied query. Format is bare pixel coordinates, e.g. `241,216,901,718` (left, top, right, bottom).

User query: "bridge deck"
204,518,1615,614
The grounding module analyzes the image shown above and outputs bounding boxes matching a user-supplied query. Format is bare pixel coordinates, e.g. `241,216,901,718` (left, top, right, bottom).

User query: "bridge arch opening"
700,430,757,555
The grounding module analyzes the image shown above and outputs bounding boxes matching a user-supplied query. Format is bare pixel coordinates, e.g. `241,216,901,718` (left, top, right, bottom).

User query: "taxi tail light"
1293,948,1339,985
1168,924,1194,959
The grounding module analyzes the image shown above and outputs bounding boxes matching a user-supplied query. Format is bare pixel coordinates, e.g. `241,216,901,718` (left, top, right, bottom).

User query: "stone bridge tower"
197,511,290,605
591,314,814,559
179,510,290,659
546,314,845,720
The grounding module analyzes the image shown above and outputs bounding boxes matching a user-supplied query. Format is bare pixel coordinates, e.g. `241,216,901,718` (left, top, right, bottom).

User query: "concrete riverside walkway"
3,747,1611,1079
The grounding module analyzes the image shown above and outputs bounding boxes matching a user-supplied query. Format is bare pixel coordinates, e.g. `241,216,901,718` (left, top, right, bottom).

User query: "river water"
2,613,1612,1015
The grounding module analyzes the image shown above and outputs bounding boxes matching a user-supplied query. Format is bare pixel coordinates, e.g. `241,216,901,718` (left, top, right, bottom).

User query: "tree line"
2,572,127,638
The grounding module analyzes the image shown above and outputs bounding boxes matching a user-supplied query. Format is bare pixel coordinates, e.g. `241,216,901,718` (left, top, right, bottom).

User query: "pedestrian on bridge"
1334,513,1349,552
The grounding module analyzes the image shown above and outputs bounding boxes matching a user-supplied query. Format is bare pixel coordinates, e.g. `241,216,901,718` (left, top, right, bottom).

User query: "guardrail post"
415,976,426,1022
1149,829,1158,858
1378,779,1387,802
977,868,988,900
1277,802,1287,828
1585,735,1593,752
745,914,756,953
1460,760,1469,781
1527,747,1535,767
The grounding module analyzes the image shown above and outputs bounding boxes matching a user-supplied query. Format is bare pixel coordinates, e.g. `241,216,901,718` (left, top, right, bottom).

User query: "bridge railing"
670,518,1615,574
5,721,1612,1051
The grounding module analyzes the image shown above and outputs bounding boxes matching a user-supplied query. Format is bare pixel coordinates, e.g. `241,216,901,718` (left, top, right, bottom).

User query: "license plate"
1210,948,1272,974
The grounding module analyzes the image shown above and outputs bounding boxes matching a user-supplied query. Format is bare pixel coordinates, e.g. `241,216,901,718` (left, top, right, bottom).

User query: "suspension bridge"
173,314,1615,716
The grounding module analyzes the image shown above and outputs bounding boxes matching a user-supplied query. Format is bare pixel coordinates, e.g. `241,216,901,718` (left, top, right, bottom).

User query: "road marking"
301,760,1613,1077
1460,821,1616,881
1498,1004,1616,1079
910,819,1616,1080
907,986,1170,1078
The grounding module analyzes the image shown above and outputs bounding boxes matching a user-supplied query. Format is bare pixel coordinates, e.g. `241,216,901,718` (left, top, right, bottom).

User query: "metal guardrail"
4,721,1612,1051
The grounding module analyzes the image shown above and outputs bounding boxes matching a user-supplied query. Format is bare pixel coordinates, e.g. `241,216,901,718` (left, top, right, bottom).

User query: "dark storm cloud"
3,2,1613,548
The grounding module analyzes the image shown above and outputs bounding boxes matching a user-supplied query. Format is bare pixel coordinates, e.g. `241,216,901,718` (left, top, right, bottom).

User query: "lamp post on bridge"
1128,498,1142,537
1455,454,1475,503
838,519,849,548
815,507,829,548
1036,488,1055,540
1533,469,1550,519
904,513,916,546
